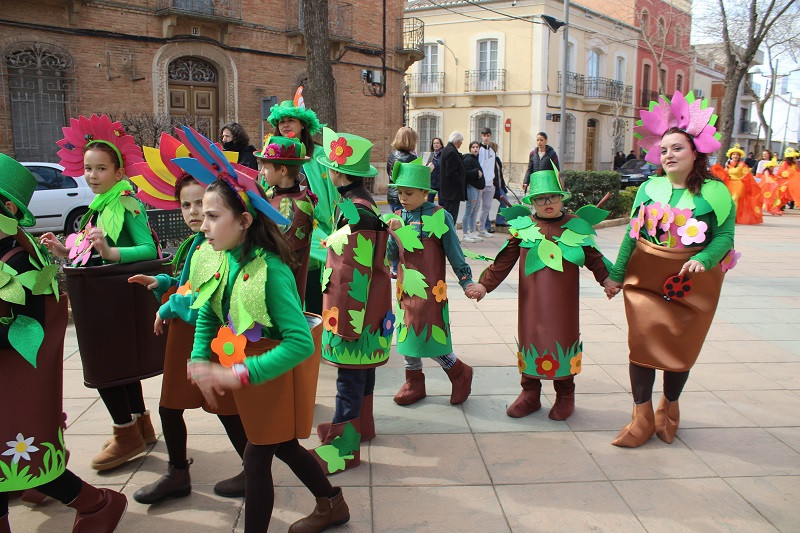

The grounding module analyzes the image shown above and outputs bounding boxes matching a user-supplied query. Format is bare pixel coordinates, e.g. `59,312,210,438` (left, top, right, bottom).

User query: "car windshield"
620,160,651,171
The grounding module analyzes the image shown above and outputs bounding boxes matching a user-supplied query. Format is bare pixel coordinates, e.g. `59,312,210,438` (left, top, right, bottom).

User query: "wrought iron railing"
285,0,353,40
155,0,241,20
465,69,506,92
558,72,633,104
399,17,425,53
406,72,444,93
558,71,584,96
640,89,659,107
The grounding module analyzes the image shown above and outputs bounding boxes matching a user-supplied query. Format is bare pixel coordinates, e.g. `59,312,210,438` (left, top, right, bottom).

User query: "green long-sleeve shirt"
190,247,315,385
153,233,205,324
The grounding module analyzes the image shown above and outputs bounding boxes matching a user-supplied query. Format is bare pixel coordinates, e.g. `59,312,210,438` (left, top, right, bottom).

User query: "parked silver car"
22,162,95,234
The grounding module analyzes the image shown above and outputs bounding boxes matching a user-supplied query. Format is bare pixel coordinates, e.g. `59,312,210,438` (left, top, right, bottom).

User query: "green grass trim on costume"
0,428,67,492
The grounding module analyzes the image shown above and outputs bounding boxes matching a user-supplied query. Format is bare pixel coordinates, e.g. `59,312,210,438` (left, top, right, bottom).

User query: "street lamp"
542,6,568,178
435,39,458,65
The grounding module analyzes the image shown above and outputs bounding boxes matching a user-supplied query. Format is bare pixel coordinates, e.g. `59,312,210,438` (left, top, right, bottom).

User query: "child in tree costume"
470,170,614,420
709,144,763,224
386,159,477,406
310,128,392,474
40,114,169,472
255,135,316,301
125,128,249,504
0,153,127,532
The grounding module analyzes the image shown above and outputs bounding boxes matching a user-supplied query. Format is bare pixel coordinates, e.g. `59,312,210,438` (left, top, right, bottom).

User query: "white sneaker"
471,233,483,242
478,230,494,238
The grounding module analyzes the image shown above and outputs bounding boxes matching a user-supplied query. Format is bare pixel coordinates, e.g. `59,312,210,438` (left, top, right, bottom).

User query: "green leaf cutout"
325,225,351,255
644,176,672,206
15,270,38,290
353,234,374,268
393,225,424,252
556,229,590,247
338,198,361,224
575,205,610,225
0,213,19,235
232,297,255,335
119,195,141,215
315,444,349,473
231,255,271,331
509,216,534,230
348,270,370,303
515,223,544,243
421,208,449,239
99,201,125,243
295,199,314,216
332,422,361,456
537,239,564,272
500,205,532,221
558,241,585,266
9,315,44,368
348,308,365,335
524,246,546,275
675,189,696,210
321,267,333,292
400,266,428,298
295,226,307,241
462,248,495,262
0,276,25,305
189,242,224,288
431,325,448,345
32,264,59,295
701,180,732,225
562,217,595,236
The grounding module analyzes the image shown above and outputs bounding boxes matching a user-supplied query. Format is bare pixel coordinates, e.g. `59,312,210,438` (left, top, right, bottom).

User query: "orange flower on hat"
432,280,448,302
211,326,247,367
329,137,353,165
570,352,583,375
322,307,339,334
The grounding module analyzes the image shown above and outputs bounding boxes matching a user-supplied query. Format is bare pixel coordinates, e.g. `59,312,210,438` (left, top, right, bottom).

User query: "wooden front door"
168,57,219,141
585,119,597,170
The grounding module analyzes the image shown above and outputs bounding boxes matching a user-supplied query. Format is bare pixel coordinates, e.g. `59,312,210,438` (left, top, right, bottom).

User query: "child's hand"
128,274,159,290
603,277,622,299
466,282,487,301
188,361,239,409
153,311,166,335
39,232,69,257
387,218,402,231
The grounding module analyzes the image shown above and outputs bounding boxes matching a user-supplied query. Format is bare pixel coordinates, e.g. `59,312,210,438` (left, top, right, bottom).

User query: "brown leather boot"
506,376,542,418
393,369,426,406
654,396,680,444
316,421,331,443
90,421,146,471
213,469,246,498
133,461,192,504
611,401,656,448
311,420,361,475
68,481,127,532
549,377,576,421
136,411,157,445
445,360,473,405
288,487,350,533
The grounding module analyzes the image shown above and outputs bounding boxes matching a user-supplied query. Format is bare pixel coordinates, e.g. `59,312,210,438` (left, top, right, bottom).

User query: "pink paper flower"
644,202,664,237
671,207,692,228
629,203,646,239
661,230,685,249
676,217,708,245
65,222,95,266
657,203,674,231
720,249,741,272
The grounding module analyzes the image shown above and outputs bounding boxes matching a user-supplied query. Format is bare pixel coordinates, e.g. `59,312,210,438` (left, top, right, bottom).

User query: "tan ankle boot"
136,411,157,445
68,481,127,532
394,369,426,406
445,360,474,405
506,376,541,418
611,401,656,448
654,397,680,443
91,421,146,471
288,487,350,533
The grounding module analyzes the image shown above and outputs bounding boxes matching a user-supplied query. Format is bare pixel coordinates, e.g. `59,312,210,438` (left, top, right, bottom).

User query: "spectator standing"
522,132,560,193
614,151,627,170
477,128,497,237
462,141,483,242
440,131,481,223
426,137,444,203
626,149,637,162
488,141,513,228
756,149,773,176
744,151,757,173
220,122,258,170
387,126,418,277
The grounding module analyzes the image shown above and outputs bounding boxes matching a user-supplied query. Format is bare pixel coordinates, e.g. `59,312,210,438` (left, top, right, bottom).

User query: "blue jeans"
462,185,480,234
388,200,402,273
332,367,376,423
477,185,495,231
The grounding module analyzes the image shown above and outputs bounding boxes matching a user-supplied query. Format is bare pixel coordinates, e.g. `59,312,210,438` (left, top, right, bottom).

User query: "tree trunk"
716,65,748,158
301,0,337,132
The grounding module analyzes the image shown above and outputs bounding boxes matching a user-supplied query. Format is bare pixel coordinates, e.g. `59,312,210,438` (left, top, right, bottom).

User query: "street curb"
594,217,629,229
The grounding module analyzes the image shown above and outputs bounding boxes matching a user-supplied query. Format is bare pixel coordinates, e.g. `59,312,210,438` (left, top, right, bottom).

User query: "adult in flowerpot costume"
125,128,249,504
255,135,316,301
709,144,763,224
606,91,736,448
778,147,800,208
310,128,391,475
0,153,127,532
40,114,170,472
267,88,339,314
469,170,615,420
386,159,477,406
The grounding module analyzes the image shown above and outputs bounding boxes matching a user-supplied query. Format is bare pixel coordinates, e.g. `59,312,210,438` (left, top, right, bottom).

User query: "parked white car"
21,162,95,234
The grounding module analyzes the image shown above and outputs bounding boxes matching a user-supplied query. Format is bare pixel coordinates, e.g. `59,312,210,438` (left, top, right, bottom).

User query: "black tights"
242,439,335,533
159,406,248,468
629,363,690,404
98,381,146,425
1,469,82,517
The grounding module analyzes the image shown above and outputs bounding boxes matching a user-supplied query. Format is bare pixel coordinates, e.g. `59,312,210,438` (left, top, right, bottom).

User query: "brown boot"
549,377,576,421
213,469,246,498
133,461,191,504
358,394,375,442
506,376,542,418
288,487,350,533
311,420,361,475
611,401,656,448
445,360,473,405
136,411,157,445
90,421,146,471
316,422,331,443
68,481,127,532
393,369,426,406
1,512,9,533
21,489,47,504
654,397,680,444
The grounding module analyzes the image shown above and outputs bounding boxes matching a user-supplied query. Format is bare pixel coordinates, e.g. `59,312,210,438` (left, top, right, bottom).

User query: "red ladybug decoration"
663,274,693,301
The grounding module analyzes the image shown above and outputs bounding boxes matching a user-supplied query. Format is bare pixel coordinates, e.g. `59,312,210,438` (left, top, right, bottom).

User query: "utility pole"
558,0,569,178
768,59,778,152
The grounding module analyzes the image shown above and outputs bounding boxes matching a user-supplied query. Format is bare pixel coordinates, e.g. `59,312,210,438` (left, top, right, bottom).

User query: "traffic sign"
504,118,511,132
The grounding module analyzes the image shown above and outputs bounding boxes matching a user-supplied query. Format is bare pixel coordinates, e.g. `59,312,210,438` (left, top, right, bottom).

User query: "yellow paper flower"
322,307,339,334
570,352,583,375
432,280,448,302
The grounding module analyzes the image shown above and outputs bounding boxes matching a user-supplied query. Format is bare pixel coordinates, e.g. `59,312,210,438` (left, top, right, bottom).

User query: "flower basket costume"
757,157,786,215
610,90,735,447
778,148,800,207
708,144,763,225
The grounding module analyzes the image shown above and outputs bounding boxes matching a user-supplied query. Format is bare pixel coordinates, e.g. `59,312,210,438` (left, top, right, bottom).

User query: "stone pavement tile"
141,374,163,400
739,323,800,342
583,342,629,365
372,394,470,434
725,476,800,533
476,432,605,484
7,484,126,532
253,486,371,533
371,434,490,486
463,395,559,433
613,478,777,533
713,389,800,427
564,392,637,431
63,397,98,428
495,482,645,532
66,398,163,438
480,310,518,327
716,307,787,324
688,363,782,391
678,428,800,477
469,366,526,396
557,364,628,394
63,350,83,368
181,406,240,435
704,323,762,342
451,325,505,344
59,434,144,486
63,368,97,399
772,340,800,357
672,391,757,429
492,324,518,338
375,366,453,398
745,362,800,390
453,342,516,366
766,427,800,454
704,340,799,363
372,486,508,532
449,310,490,327
315,362,340,397
692,343,739,364
574,430,715,480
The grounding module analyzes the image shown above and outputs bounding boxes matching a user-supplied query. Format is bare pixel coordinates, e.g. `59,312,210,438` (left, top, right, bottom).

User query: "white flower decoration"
2,433,39,464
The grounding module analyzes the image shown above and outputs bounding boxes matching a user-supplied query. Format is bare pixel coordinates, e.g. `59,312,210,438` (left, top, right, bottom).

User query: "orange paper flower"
322,307,339,333
396,281,403,301
432,280,448,302
570,352,582,375
516,352,527,374
211,326,247,367
176,281,192,296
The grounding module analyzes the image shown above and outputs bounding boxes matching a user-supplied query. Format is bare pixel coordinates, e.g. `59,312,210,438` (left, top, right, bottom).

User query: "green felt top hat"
254,134,309,165
267,100,324,136
0,153,37,227
388,157,432,192
522,169,571,204
315,127,379,178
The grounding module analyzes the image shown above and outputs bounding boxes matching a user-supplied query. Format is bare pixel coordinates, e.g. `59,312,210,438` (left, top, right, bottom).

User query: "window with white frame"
416,114,439,158
566,42,574,73
420,43,439,93
615,56,626,83
470,112,499,147
676,74,683,94
587,50,600,97
564,113,576,163
477,39,499,90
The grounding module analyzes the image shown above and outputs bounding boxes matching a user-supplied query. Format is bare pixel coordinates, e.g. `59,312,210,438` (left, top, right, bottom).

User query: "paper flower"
676,217,708,245
396,281,403,301
322,307,339,334
657,203,675,231
661,230,684,249
329,137,353,165
2,433,39,464
516,351,527,374
535,353,559,378
644,202,664,237
381,311,396,336
570,353,582,375
671,207,693,228
629,203,646,239
211,326,247,367
432,280,448,302
266,143,281,158
720,249,742,272
176,281,192,296
227,313,262,343
65,221,95,266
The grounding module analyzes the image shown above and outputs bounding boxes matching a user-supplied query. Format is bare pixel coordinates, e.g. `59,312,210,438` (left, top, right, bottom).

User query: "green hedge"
561,170,625,218
618,186,639,218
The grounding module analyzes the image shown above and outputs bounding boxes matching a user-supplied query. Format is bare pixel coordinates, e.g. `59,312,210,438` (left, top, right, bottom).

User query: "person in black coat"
522,132,559,193
614,151,627,170
626,149,637,162
221,122,258,170
439,131,481,223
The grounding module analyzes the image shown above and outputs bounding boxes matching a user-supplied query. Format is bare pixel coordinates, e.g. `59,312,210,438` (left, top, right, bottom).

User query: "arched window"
674,26,683,49
641,10,650,32
564,113,576,163
658,18,666,41
3,42,76,162
415,114,440,157
168,56,219,140
470,111,500,147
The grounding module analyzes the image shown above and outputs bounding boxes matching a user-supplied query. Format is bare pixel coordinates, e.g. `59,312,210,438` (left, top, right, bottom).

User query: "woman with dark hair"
221,123,258,170
614,151,627,170
522,132,559,193
606,91,736,449
426,137,444,203
461,141,483,242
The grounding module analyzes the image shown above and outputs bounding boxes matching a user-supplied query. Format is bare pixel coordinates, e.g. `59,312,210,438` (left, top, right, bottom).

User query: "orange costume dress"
778,158,800,207
758,159,786,215
710,162,763,224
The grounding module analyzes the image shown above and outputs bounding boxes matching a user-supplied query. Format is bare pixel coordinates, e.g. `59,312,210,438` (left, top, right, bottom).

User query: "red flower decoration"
329,137,353,165
535,353,559,378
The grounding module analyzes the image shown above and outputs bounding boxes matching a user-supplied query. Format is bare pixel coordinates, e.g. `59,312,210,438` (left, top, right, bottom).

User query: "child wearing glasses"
468,170,616,421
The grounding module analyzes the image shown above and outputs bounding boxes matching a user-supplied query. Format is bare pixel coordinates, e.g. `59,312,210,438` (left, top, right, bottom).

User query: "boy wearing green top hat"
0,153,128,531
255,134,317,302
469,169,616,421
387,158,479,407
309,127,392,475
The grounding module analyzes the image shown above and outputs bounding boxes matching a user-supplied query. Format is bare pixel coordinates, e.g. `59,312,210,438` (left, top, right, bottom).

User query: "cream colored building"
405,0,640,179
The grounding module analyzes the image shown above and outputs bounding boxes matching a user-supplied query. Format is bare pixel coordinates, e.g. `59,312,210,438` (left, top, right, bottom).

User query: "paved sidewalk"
8,210,800,532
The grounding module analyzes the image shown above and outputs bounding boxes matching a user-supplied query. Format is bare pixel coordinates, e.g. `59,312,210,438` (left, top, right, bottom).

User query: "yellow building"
405,0,640,180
